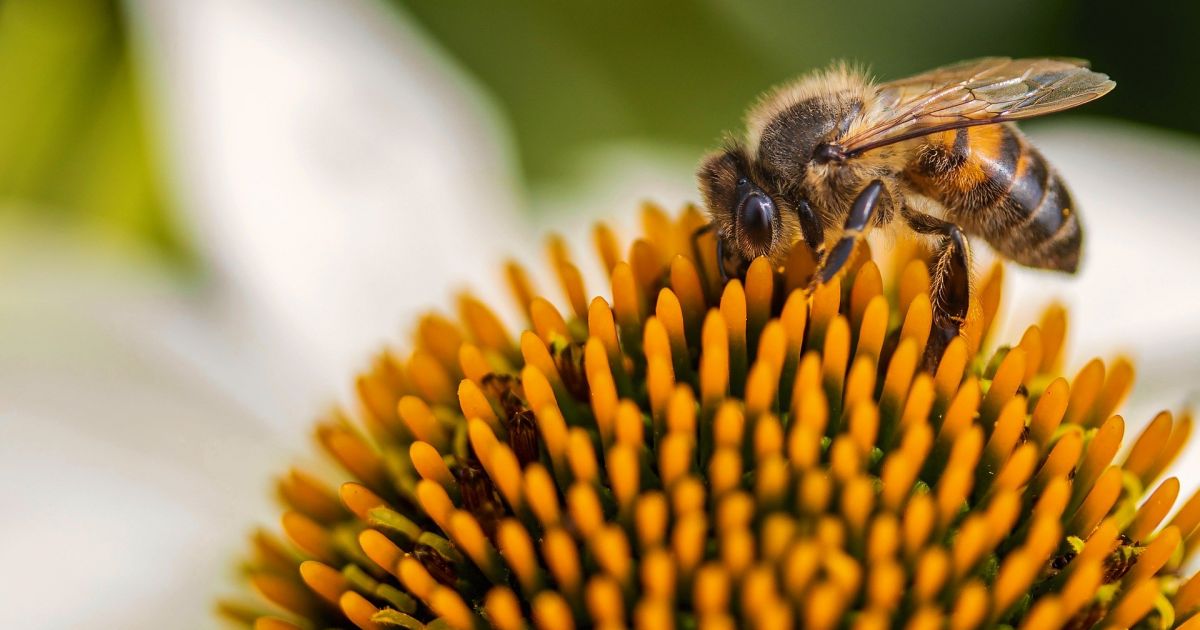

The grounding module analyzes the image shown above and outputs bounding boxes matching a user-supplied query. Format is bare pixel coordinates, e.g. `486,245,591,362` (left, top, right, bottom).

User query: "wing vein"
836,57,1114,157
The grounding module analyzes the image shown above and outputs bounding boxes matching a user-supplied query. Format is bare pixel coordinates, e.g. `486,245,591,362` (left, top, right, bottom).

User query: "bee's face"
697,147,780,260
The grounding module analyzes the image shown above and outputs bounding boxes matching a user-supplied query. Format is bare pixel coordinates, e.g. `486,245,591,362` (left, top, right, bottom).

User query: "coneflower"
222,203,1199,630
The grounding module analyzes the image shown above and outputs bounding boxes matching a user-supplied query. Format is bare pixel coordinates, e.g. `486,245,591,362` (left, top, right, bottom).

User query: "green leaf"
0,0,192,267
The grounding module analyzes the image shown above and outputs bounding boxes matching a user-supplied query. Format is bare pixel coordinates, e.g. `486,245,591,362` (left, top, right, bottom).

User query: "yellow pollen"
340,591,384,630
523,463,561,528
1029,376,1070,448
1127,477,1180,542
485,587,526,630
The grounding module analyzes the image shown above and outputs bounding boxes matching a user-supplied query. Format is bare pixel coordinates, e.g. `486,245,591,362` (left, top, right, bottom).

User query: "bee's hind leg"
902,207,971,370
814,179,884,284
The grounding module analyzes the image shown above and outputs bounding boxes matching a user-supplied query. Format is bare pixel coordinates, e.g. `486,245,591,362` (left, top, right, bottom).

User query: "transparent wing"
838,57,1115,156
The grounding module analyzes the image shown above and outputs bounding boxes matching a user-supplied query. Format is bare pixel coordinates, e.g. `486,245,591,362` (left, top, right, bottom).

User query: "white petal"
0,235,287,628
128,0,524,418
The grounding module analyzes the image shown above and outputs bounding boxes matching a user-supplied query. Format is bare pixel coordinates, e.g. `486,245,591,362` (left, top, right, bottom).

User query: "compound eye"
739,191,775,246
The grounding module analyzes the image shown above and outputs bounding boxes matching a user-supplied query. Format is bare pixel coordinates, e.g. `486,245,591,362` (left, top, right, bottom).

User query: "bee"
697,57,1114,363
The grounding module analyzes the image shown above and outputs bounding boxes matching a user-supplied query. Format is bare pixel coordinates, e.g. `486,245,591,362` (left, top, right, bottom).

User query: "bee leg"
691,223,714,267
815,179,884,284
795,198,826,263
691,223,732,283
715,233,730,282
903,208,971,370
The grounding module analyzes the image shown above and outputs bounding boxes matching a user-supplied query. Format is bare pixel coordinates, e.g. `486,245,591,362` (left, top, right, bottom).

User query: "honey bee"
697,57,1114,363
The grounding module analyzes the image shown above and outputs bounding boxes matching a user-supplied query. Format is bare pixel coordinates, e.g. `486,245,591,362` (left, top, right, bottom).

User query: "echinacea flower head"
223,204,1199,630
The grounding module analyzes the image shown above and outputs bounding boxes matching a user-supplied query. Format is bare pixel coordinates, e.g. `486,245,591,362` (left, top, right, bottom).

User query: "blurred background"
1,0,1198,627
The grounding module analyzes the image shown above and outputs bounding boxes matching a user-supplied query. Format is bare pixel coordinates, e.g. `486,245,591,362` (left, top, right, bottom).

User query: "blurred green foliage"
392,0,1200,196
0,0,188,266
1,1,1195,260
1068,0,1200,134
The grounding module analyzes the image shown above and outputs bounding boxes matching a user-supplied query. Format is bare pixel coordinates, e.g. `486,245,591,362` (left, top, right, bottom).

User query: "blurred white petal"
128,0,524,426
3,0,525,627
0,233,288,628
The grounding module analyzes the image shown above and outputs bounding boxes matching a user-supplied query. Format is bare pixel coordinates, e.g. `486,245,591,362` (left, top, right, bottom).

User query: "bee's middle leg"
815,179,884,284
902,207,971,369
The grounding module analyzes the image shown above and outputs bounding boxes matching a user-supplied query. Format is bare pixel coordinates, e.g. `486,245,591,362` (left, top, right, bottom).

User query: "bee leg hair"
902,206,971,370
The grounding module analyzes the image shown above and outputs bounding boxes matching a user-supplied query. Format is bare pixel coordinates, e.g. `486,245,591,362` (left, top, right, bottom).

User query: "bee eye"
738,191,775,246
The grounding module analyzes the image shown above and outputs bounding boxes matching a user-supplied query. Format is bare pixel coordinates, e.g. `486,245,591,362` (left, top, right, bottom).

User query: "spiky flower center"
224,204,1199,630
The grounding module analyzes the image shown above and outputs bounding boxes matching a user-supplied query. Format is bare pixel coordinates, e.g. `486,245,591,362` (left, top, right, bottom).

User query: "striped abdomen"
905,123,1082,272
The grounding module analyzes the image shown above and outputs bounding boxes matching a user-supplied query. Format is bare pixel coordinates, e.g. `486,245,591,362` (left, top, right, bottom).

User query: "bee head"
697,145,779,258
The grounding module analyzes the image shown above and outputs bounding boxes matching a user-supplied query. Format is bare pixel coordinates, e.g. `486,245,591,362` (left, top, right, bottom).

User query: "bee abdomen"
1006,146,1082,271
909,124,1021,214
907,124,1081,272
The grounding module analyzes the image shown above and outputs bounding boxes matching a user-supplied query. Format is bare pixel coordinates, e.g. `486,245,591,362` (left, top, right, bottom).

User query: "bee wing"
838,57,1114,156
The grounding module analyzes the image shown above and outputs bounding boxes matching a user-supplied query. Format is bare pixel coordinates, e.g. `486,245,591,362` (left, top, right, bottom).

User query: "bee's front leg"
715,233,730,283
815,179,884,284
691,223,733,284
902,206,971,370
794,198,826,264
